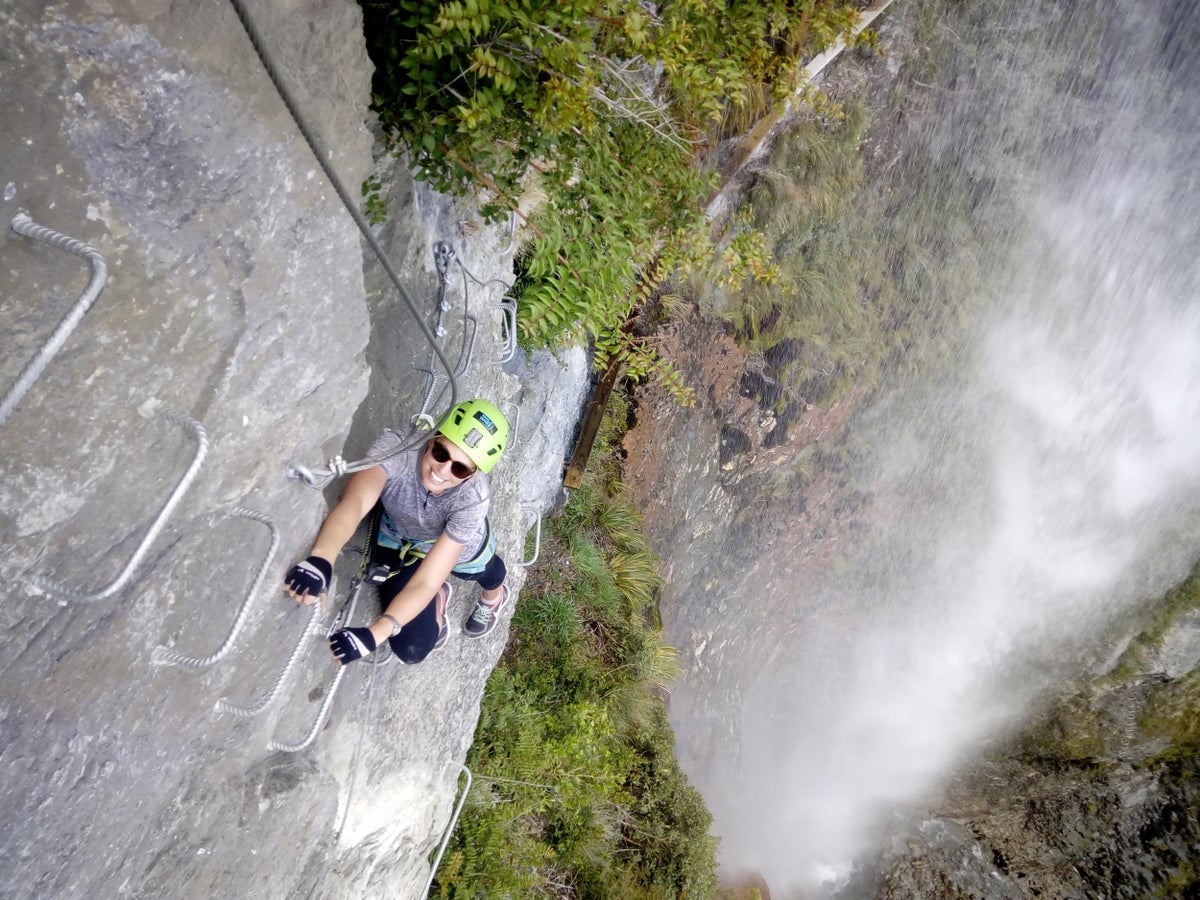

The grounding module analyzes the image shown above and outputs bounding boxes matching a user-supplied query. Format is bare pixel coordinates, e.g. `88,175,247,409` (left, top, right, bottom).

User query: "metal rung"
520,505,541,566
423,763,473,896
34,406,209,603
2,211,108,427
498,296,518,364
265,576,368,752
498,210,516,255
503,398,521,449
215,601,324,719
151,508,280,670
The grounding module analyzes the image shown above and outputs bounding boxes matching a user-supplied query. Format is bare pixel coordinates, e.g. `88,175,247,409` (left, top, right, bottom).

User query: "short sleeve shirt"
367,430,491,563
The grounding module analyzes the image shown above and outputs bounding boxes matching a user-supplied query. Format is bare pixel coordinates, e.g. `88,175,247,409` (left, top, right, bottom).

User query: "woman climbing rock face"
283,398,511,664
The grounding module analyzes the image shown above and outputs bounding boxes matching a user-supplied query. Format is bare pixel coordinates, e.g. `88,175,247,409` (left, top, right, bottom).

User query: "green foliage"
723,100,877,404
362,0,865,404
436,396,717,898
1011,558,1200,767
1108,562,1200,682
360,174,387,226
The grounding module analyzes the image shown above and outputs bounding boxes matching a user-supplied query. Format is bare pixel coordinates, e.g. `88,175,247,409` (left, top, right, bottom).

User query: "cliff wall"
0,2,586,897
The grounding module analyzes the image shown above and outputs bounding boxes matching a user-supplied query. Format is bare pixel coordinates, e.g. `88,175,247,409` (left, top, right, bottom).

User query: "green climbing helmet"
438,398,509,474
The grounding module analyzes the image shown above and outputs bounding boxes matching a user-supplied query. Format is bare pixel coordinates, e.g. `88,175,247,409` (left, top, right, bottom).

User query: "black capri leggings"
375,547,506,664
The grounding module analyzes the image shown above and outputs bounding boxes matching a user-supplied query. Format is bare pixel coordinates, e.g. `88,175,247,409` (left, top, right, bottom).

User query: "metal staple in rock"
151,508,281,670
423,763,474,897
520,505,542,567
451,252,518,367
265,577,368,752
498,295,518,364
215,600,324,719
2,212,108,427
33,406,210,602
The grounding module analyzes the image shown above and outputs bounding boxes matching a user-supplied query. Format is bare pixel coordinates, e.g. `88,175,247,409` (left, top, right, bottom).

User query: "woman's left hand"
329,626,376,664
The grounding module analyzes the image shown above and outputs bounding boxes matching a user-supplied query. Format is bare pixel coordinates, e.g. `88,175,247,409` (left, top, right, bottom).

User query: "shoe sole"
430,583,452,653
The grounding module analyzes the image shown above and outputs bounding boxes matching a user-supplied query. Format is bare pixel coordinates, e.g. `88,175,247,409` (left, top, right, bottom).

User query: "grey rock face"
0,3,586,898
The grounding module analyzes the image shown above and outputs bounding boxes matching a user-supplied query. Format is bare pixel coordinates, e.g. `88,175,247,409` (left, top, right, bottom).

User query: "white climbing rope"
151,508,280,669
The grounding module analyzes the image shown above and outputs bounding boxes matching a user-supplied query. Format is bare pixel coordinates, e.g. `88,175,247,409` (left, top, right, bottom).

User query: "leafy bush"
361,0,869,397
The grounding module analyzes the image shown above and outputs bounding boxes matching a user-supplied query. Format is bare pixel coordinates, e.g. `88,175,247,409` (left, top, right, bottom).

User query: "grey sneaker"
430,583,452,654
464,585,507,638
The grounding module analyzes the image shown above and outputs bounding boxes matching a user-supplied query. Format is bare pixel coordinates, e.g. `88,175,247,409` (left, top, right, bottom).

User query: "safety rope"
226,0,459,489
34,405,209,602
1,212,108,427
150,508,280,669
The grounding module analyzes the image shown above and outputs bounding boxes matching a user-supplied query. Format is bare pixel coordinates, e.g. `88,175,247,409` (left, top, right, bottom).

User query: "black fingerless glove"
285,556,332,598
329,626,376,664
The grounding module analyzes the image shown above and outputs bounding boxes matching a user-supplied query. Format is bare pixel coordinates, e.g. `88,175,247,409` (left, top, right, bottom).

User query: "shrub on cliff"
360,0,867,392
433,392,718,898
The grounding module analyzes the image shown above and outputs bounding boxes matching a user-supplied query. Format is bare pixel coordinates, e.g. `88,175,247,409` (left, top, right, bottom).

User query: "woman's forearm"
309,499,367,562
308,467,387,563
369,535,462,643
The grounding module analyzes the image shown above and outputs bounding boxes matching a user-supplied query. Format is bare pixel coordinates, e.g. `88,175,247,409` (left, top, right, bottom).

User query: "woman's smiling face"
421,437,476,494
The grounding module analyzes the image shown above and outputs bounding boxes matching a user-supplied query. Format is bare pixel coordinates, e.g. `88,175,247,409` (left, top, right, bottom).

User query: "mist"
697,0,1200,892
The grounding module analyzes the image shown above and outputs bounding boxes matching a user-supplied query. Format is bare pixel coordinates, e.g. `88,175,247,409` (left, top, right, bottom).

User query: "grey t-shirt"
367,430,490,562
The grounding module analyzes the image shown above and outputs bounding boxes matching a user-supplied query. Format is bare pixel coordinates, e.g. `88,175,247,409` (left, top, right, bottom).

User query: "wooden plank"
563,359,623,489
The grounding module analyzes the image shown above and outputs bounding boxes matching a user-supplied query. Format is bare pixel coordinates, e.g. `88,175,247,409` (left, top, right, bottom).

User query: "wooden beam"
563,359,623,490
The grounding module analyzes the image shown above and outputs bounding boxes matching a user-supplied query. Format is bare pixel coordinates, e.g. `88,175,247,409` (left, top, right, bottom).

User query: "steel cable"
226,0,458,488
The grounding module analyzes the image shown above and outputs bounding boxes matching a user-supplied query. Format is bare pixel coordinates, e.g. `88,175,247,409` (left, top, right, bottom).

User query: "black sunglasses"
429,438,476,479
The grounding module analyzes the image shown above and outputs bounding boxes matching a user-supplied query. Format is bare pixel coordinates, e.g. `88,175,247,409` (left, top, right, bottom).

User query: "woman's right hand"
283,555,332,605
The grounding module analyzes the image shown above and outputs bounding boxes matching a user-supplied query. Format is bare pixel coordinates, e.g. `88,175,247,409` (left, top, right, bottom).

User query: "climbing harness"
1,209,108,428
151,508,280,669
34,404,209,602
376,510,498,575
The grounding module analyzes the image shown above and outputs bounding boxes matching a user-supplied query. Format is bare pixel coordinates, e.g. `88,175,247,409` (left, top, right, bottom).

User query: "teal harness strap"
377,511,495,574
